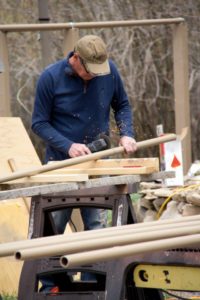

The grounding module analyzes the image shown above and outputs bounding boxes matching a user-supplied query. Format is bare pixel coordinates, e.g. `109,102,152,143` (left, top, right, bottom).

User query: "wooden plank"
0,157,159,184
68,166,156,175
46,166,157,176
4,165,158,183
0,117,41,176
94,158,159,167
0,199,29,294
1,158,159,183
0,172,175,200
5,174,89,184
47,158,159,172
0,117,41,293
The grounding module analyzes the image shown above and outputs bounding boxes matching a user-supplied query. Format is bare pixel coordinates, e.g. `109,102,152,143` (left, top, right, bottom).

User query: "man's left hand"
119,136,137,154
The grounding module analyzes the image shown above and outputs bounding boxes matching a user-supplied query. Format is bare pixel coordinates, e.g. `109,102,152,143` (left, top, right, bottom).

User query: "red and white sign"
164,139,184,186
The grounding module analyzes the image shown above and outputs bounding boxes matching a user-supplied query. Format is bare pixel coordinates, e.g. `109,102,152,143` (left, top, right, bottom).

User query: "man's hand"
119,136,137,154
68,143,91,158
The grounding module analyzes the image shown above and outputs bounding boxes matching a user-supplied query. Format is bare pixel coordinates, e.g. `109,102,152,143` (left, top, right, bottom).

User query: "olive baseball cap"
74,35,110,75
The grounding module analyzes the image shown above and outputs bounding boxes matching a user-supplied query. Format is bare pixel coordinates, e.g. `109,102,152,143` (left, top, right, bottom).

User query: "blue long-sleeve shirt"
32,52,134,162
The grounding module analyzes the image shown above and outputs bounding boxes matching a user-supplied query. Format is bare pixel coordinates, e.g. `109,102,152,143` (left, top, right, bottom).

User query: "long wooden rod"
0,134,176,184
61,233,200,268
16,224,200,260
7,158,30,212
0,214,199,258
0,19,184,32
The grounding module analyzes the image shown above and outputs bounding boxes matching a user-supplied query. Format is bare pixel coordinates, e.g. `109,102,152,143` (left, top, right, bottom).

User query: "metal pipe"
61,233,200,268
0,19,185,32
0,134,176,184
16,224,200,260
1,215,200,258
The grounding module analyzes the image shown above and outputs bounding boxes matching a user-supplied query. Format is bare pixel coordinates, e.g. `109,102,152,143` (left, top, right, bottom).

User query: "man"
32,34,137,292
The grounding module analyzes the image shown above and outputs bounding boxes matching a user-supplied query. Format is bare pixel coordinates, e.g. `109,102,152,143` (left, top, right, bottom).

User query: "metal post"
0,31,11,116
172,22,191,174
37,0,52,67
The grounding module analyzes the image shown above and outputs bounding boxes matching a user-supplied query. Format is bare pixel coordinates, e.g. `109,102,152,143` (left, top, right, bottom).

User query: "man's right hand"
68,143,91,158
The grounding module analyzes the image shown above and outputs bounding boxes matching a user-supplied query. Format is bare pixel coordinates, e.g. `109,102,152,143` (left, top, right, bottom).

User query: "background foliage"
0,0,200,162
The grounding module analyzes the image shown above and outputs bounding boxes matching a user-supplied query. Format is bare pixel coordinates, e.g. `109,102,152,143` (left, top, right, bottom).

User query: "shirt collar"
64,51,76,76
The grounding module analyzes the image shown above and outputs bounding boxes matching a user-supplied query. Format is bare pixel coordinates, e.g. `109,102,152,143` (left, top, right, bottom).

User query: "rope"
156,184,200,219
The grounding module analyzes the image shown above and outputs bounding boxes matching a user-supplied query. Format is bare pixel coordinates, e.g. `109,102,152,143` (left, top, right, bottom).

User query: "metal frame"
18,186,138,300
0,18,191,173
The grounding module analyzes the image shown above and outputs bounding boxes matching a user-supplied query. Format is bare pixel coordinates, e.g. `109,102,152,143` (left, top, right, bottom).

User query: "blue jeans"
39,208,106,291
52,207,104,233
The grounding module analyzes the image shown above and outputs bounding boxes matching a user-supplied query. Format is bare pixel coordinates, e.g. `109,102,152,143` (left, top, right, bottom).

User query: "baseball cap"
74,35,110,76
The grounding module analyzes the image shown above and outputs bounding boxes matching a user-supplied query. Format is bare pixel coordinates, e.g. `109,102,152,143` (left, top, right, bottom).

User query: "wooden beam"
2,165,156,183
37,0,52,67
5,173,88,184
173,22,191,174
63,28,79,55
48,158,159,171
47,166,157,176
5,158,158,182
0,32,11,116
43,158,159,176
0,18,184,33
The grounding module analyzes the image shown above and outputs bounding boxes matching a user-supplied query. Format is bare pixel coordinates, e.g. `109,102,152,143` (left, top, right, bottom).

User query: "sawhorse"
18,182,164,300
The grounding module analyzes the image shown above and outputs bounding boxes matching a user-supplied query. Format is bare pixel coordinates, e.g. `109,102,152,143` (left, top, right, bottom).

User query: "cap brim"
85,59,110,76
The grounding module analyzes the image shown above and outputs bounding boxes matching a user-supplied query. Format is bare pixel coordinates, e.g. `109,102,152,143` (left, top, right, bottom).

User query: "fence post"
37,0,52,67
63,28,79,55
172,22,191,174
0,31,11,116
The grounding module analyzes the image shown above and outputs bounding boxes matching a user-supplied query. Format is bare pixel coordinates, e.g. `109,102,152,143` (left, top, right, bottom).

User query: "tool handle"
0,134,176,184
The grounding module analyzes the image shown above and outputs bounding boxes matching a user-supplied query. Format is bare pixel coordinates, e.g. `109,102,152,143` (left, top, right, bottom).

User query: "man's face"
74,54,95,81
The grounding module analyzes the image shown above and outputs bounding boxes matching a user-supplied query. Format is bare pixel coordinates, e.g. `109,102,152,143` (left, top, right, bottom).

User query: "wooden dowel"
7,158,30,212
16,224,200,260
61,233,200,268
0,19,184,32
0,215,200,258
0,134,176,184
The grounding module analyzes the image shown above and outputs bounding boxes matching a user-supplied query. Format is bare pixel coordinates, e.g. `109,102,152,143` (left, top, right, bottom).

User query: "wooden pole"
61,233,200,268
0,134,176,184
7,158,30,212
37,0,52,67
63,28,79,55
16,224,200,260
0,19,184,33
173,22,191,174
0,31,11,116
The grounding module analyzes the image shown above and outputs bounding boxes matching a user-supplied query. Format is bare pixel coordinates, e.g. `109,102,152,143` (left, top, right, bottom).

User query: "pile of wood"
135,181,200,222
